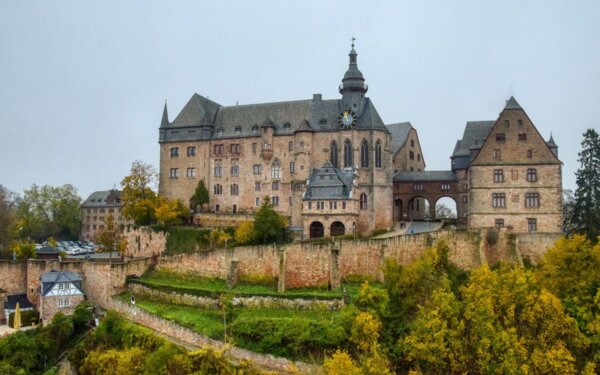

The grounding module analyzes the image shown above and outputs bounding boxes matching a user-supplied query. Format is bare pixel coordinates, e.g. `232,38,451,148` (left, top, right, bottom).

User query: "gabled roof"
40,271,84,296
451,121,495,158
4,294,34,311
170,94,220,127
304,162,355,200
504,96,522,110
386,122,412,156
394,170,458,182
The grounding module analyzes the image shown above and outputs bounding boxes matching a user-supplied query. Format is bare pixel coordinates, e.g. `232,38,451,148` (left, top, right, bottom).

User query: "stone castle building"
158,45,562,237
80,190,131,241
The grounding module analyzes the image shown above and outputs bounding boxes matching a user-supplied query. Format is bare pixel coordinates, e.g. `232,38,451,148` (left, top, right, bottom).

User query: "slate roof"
81,190,122,208
547,135,558,148
37,246,59,254
4,294,34,311
504,96,522,110
304,161,355,200
393,170,458,182
386,122,413,156
451,121,495,158
40,271,83,296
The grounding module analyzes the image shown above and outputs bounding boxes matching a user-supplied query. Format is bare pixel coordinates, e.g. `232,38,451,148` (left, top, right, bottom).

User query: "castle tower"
339,40,368,111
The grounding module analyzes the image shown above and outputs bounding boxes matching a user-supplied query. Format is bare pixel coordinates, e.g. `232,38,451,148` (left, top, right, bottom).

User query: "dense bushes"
163,227,211,255
8,309,39,328
232,316,346,359
69,311,267,375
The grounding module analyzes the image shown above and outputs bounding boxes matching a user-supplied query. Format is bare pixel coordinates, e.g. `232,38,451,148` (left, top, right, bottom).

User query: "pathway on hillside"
110,300,321,375
371,221,444,239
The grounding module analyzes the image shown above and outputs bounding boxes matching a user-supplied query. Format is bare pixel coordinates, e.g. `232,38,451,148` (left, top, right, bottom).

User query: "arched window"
360,139,369,168
360,193,367,210
330,141,339,168
375,139,382,168
271,159,282,179
344,139,353,168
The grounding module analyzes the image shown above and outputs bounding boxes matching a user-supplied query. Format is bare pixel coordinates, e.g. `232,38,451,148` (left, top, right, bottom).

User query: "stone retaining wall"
110,299,319,374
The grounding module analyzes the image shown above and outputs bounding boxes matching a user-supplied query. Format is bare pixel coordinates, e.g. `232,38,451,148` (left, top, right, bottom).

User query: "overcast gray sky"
1,1,598,199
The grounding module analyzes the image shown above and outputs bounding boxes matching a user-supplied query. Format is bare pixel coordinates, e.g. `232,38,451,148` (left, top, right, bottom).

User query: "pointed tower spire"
161,100,169,127
504,96,522,110
340,38,368,110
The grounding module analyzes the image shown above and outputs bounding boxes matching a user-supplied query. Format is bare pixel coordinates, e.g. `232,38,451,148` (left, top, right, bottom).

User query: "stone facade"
39,294,85,324
80,189,132,241
158,46,395,237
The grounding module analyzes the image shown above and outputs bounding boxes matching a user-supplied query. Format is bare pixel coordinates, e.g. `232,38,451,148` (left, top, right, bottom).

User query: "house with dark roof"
38,271,85,324
386,122,426,173
80,189,131,241
2,293,34,325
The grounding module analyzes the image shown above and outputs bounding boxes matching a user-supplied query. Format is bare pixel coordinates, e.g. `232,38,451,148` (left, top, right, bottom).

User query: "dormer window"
234,127,242,136
319,118,327,125
216,128,224,137
283,123,291,131
251,125,259,135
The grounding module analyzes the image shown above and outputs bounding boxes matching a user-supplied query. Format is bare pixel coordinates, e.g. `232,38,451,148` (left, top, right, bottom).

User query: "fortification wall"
123,227,167,258
516,232,562,263
193,213,254,228
0,261,27,294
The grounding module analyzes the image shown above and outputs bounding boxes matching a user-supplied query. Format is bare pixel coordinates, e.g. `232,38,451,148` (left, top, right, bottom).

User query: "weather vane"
351,36,356,48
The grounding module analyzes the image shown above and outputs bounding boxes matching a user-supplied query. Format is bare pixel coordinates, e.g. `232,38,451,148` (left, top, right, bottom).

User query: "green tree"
9,240,36,260
572,129,600,242
190,179,209,213
15,184,81,241
0,185,17,253
121,160,158,226
253,196,287,244
95,214,127,262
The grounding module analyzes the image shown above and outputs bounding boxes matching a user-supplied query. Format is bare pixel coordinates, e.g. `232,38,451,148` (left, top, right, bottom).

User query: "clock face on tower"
338,109,356,129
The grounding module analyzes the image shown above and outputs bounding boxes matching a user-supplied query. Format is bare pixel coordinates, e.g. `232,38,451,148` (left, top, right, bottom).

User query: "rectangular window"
308,201,312,209
504,120,510,127
253,164,262,174
411,139,415,147
290,161,295,173
230,144,241,155
518,133,527,141
272,181,279,191
58,297,70,307
492,193,506,208
272,196,279,206
409,151,415,160
288,141,293,151
496,133,506,142
255,182,261,191
527,218,537,232
215,204,220,212
527,149,533,159
300,141,304,149
414,183,423,191
525,192,540,208
518,119,523,127
342,201,346,209
170,147,179,157
256,197,260,206
493,149,501,159
462,195,468,203
186,167,196,178
230,184,239,196
231,160,239,176
417,154,421,161
58,283,65,290
187,146,196,156
527,168,537,182
495,219,504,228
493,169,504,183
169,168,179,179
441,183,450,191
214,144,224,155
252,143,257,154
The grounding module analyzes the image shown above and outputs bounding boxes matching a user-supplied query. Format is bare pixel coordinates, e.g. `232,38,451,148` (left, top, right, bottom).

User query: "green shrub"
8,309,39,328
164,227,211,255
232,317,345,359
238,273,276,287
485,228,499,246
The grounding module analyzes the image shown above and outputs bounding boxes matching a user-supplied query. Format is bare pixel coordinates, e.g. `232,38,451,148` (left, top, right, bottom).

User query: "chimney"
312,94,322,102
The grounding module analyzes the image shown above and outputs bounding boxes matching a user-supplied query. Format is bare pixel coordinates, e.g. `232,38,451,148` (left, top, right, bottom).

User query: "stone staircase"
226,261,239,289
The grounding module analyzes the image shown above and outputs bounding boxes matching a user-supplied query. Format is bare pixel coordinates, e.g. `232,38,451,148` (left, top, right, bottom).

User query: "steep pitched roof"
386,122,412,156
504,96,522,110
304,162,355,200
451,121,495,158
170,94,221,127
40,271,84,296
81,190,122,208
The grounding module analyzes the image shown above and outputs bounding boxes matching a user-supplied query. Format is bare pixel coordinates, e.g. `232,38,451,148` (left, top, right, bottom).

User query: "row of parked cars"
35,241,98,256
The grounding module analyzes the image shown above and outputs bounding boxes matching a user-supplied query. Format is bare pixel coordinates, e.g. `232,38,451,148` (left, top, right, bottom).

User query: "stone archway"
309,221,324,238
330,221,345,237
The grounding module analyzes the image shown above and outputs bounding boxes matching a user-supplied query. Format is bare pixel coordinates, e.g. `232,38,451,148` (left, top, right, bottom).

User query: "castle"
158,44,562,237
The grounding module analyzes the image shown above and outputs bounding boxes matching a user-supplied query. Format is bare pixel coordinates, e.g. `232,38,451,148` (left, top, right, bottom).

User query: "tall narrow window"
492,193,506,208
527,168,537,182
230,160,239,176
230,184,239,196
344,139,353,168
527,218,537,232
330,141,339,168
493,169,504,183
525,192,540,208
360,139,369,168
271,160,281,179
375,140,382,168
360,193,368,210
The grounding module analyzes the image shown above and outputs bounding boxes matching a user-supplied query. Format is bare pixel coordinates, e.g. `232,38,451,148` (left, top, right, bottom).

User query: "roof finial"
351,36,355,48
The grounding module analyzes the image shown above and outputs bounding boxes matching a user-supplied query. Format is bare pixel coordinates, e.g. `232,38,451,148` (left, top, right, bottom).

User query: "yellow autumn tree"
154,196,188,227
95,214,127,262
322,350,361,375
234,221,255,245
